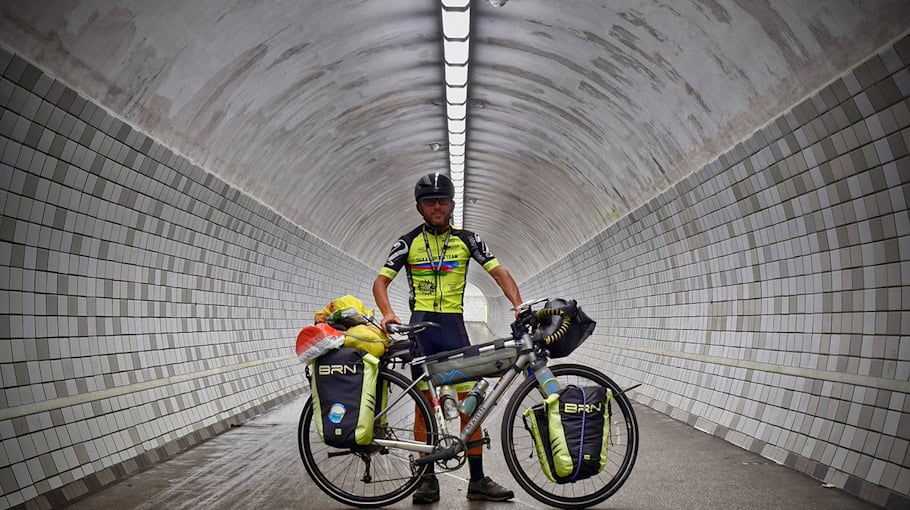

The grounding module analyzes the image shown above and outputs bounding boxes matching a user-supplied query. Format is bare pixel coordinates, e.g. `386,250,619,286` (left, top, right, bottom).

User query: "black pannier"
523,385,611,483
539,299,596,358
309,347,381,448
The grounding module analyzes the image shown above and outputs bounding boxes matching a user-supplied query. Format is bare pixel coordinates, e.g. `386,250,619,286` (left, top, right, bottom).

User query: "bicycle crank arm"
465,429,492,451
414,446,457,466
465,437,490,450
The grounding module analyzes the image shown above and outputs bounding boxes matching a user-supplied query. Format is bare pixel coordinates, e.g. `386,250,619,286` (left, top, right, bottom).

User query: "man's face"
417,197,454,228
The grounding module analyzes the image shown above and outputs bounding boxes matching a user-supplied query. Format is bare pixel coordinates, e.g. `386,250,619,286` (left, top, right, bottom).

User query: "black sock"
468,456,484,481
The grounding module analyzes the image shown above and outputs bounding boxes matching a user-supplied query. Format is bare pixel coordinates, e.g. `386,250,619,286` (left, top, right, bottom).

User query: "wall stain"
71,7,137,71
732,0,809,70
266,41,310,71
339,75,368,91
617,9,667,42
684,81,710,114
486,37,636,115
182,43,269,140
693,0,732,23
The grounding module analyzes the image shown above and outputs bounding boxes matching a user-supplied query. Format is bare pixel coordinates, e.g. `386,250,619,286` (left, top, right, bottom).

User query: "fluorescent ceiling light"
441,9,470,39
448,118,466,133
447,103,466,119
445,65,468,87
443,39,469,64
441,2,472,228
447,87,467,104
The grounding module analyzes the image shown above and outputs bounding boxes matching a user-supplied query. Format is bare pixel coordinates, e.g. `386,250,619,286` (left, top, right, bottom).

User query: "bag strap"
343,331,386,344
570,387,587,482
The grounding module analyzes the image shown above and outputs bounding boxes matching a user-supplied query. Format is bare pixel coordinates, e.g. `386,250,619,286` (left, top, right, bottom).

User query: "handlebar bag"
523,385,612,483
309,347,381,448
543,300,597,359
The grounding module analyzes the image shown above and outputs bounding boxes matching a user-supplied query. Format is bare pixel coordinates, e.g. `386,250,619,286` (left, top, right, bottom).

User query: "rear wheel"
299,368,436,508
501,364,639,509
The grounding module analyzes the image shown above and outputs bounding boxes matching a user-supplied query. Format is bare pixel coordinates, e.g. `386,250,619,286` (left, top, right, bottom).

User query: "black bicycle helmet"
414,173,455,203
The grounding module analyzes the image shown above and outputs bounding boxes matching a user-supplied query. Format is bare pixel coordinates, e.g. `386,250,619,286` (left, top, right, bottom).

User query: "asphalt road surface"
67,392,873,510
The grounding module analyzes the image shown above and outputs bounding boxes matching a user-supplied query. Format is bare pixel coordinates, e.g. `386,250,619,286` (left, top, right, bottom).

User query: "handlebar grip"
535,308,572,345
386,321,440,335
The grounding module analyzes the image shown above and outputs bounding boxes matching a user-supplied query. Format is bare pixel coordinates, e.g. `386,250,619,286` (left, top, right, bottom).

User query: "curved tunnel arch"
0,2,908,508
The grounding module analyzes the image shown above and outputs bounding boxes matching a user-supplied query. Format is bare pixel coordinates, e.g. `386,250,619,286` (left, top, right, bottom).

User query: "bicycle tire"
299,367,437,508
501,363,639,509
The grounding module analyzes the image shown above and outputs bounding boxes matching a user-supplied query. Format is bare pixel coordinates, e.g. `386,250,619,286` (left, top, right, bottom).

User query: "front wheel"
501,364,639,509
299,367,436,508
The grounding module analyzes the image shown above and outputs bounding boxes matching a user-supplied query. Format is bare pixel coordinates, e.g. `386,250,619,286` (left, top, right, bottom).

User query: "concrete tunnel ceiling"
1,0,908,296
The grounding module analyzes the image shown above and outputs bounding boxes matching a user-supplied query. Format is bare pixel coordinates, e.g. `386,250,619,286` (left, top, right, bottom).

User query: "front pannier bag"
310,347,380,448
523,385,611,483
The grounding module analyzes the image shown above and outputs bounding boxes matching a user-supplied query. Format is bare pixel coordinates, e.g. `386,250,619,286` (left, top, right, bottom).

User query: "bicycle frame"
372,331,540,456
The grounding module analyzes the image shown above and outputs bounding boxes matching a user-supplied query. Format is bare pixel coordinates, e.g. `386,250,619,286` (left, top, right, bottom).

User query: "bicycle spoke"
299,369,435,508
501,364,639,509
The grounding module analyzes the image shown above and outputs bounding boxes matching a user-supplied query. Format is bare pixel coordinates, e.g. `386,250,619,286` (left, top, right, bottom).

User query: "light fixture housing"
441,0,471,228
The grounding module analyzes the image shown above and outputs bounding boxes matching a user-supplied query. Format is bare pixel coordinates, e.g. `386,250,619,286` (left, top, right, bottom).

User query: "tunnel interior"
0,1,909,508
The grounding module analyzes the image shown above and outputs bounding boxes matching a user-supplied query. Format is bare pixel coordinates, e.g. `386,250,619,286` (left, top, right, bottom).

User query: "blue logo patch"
328,403,346,423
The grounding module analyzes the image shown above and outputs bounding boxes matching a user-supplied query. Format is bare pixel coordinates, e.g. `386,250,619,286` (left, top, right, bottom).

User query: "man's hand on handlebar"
385,321,440,336
380,313,401,334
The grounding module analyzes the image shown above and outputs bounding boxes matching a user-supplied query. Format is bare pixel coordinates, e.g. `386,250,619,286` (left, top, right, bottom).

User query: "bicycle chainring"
435,435,466,471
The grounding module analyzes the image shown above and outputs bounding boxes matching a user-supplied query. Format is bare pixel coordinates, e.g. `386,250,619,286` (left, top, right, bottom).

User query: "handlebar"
385,321,440,335
383,321,439,363
510,300,574,347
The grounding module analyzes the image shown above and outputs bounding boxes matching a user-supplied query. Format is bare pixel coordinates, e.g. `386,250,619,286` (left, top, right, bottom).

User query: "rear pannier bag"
424,339,518,386
310,347,380,448
523,385,611,483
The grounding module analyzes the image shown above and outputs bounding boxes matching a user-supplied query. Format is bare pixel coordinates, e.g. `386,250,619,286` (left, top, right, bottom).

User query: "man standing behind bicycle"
373,172,523,504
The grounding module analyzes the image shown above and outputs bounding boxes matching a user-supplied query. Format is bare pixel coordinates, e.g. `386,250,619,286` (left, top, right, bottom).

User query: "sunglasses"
420,197,453,206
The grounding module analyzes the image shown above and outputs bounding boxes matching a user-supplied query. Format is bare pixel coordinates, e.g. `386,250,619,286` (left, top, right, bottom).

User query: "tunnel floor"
63,394,874,510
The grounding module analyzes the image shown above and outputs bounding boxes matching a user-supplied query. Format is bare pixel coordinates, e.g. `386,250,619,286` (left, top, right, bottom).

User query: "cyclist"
373,172,523,503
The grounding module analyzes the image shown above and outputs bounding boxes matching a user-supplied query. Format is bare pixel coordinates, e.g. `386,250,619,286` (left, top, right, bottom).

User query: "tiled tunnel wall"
0,45,409,509
493,35,910,508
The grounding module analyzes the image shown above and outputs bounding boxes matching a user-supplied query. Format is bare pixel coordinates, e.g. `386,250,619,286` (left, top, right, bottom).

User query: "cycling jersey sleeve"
379,238,409,279
465,231,500,272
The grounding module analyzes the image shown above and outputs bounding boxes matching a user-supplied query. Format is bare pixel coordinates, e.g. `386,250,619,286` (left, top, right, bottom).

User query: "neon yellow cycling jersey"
379,225,500,313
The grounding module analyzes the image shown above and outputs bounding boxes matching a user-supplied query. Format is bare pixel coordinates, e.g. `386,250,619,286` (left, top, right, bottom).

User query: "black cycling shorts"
409,311,469,378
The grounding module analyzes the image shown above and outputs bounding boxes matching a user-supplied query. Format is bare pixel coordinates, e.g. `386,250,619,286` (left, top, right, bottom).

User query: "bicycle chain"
350,425,466,483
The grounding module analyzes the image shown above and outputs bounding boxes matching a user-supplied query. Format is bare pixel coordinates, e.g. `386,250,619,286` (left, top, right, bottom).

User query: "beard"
421,210,451,229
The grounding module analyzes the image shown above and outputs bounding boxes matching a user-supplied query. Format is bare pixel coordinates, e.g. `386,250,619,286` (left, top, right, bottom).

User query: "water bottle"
458,379,490,416
534,365,560,396
440,385,459,420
